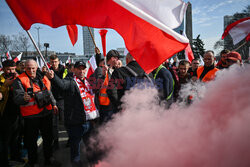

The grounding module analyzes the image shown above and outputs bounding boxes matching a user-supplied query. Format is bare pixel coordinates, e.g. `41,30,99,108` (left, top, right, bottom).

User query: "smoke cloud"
97,65,250,167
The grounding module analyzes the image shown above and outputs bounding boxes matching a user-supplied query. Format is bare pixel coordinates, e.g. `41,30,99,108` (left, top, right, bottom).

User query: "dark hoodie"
50,64,66,100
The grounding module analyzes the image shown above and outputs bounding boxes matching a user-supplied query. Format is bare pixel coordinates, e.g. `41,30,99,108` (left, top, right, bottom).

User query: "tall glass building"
82,26,95,57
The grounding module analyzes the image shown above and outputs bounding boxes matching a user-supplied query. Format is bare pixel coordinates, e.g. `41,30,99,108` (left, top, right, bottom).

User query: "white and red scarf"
74,75,99,120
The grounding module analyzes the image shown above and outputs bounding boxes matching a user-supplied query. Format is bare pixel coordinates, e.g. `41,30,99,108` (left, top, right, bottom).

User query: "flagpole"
26,30,50,71
234,41,247,51
87,27,97,48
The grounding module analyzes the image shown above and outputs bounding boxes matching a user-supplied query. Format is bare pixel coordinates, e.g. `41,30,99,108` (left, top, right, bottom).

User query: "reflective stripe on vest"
197,66,219,82
98,73,110,106
154,65,174,101
18,73,52,116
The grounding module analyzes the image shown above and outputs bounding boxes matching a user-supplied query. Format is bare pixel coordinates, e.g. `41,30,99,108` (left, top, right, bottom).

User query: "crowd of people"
0,48,245,167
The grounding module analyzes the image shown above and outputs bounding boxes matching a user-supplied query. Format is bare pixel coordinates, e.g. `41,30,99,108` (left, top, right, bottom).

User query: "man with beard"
196,50,219,82
216,49,230,69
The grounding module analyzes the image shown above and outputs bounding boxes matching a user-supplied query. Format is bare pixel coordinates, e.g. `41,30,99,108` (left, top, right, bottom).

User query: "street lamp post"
35,27,41,50
44,43,49,60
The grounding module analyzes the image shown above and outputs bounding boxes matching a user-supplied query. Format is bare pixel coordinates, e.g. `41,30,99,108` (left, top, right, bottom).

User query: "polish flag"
222,17,250,45
6,51,12,60
6,0,189,73
13,52,22,62
87,55,97,78
66,56,71,64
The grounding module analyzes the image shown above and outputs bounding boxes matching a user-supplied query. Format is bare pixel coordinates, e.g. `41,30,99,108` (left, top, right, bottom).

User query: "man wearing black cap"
90,49,120,123
46,61,99,167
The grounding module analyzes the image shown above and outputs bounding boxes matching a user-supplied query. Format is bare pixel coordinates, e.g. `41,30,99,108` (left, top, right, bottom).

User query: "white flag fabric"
222,17,250,45
40,57,44,69
229,19,250,45
36,57,41,68
114,0,188,43
199,55,204,66
88,55,97,71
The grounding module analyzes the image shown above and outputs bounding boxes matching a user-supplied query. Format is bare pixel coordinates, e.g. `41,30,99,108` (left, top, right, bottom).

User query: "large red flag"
6,0,188,73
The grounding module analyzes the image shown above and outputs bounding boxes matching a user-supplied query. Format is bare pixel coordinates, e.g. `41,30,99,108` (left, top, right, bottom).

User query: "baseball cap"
106,49,121,62
74,61,86,68
226,51,242,63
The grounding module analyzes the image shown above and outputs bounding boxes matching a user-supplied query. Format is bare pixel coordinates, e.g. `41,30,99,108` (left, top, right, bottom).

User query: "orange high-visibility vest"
98,73,110,106
197,66,219,82
18,73,52,116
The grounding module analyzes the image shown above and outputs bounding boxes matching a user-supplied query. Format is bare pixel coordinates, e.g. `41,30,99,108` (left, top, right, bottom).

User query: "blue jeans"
68,122,90,163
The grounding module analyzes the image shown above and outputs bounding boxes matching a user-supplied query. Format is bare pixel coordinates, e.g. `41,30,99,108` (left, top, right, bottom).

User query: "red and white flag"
13,52,22,62
6,51,12,60
87,55,97,78
6,0,189,73
222,17,250,45
36,57,41,68
66,56,71,64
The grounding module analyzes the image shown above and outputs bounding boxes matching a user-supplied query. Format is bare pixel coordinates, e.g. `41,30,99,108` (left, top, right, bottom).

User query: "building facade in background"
82,26,95,57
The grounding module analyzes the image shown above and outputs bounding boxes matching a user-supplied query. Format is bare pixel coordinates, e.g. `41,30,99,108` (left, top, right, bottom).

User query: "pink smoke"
97,65,250,167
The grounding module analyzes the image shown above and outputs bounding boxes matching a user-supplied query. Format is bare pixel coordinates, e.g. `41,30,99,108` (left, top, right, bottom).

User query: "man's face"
74,66,87,80
179,64,189,77
25,61,38,79
203,52,214,67
191,60,199,70
99,60,105,67
108,56,119,67
115,60,122,68
50,58,59,70
3,66,16,77
17,62,25,72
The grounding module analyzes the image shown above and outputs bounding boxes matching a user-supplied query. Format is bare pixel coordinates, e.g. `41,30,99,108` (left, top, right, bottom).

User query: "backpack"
125,66,154,90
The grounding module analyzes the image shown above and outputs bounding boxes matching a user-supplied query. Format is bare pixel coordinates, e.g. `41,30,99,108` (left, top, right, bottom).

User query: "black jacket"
106,61,152,111
152,66,174,103
51,74,86,126
50,64,66,100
